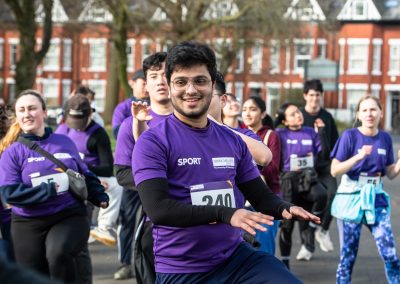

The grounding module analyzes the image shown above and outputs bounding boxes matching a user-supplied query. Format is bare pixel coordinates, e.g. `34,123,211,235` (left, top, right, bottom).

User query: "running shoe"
315,228,334,252
114,264,134,280
296,245,313,261
90,227,116,247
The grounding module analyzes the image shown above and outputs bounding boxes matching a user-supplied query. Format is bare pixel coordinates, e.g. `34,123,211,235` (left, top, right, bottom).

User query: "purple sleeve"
114,117,135,166
0,147,23,186
235,138,261,185
385,133,395,166
331,130,352,161
132,131,168,186
112,100,130,129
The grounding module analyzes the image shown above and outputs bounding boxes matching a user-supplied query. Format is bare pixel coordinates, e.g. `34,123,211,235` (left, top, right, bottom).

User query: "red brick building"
1,0,399,129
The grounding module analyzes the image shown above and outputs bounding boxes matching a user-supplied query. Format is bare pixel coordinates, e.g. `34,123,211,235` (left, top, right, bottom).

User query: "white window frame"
141,39,152,65
317,38,327,58
250,40,263,74
269,40,280,74
87,79,106,112
293,38,314,74
388,39,400,76
352,0,367,19
43,38,60,71
347,38,369,75
62,79,71,104
88,38,107,72
339,38,346,75
127,39,136,72
234,82,244,104
265,82,281,115
41,78,60,107
8,39,18,71
235,46,244,74
284,44,291,75
0,39,3,70
62,39,72,72
6,78,16,102
372,38,382,75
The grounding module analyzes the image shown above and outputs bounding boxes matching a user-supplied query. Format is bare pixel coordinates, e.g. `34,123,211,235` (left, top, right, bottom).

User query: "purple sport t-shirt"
114,110,171,166
277,126,321,172
0,134,87,217
132,114,260,274
331,128,394,180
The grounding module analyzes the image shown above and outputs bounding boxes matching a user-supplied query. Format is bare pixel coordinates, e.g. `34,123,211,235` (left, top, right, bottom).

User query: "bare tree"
102,0,131,124
130,0,298,75
5,0,53,95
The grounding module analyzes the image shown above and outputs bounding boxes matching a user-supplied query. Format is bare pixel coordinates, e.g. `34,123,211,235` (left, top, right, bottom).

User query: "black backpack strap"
17,136,69,172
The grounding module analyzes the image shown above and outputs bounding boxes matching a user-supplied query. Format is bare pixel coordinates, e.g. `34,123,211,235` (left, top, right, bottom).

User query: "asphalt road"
90,173,400,284
91,135,400,284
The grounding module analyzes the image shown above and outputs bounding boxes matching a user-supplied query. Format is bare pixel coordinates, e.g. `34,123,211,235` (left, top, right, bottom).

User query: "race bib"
31,172,69,194
358,173,381,187
290,155,314,171
190,181,236,208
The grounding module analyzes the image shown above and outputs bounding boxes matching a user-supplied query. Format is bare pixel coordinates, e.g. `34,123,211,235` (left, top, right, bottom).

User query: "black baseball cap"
64,94,92,131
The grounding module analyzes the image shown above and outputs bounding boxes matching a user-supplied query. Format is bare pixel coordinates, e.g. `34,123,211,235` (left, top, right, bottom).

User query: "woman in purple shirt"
0,90,109,283
275,102,328,268
331,95,400,283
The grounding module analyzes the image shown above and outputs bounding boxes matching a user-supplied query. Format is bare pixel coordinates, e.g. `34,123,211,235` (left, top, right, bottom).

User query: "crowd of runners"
0,41,400,284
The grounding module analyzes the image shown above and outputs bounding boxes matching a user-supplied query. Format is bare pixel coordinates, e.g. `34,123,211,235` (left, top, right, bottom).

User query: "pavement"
90,140,400,283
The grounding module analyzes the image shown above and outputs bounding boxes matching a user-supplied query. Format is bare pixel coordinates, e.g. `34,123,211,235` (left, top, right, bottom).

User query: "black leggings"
11,206,89,283
279,173,327,257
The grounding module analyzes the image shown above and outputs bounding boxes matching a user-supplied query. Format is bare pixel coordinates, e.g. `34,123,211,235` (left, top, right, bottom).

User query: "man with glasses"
300,79,339,258
132,41,319,283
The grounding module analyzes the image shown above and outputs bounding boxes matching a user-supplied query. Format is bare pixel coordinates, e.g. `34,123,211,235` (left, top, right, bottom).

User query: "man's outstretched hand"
282,206,320,224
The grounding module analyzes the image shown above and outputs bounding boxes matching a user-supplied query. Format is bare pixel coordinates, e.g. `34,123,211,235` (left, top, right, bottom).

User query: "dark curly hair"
165,41,217,85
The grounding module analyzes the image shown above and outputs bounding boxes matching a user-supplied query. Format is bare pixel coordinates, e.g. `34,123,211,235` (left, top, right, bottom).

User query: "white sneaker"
296,245,313,261
315,228,334,252
88,235,97,244
90,227,116,247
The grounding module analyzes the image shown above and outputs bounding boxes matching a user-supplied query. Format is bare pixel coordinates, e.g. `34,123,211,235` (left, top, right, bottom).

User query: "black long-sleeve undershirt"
137,176,293,227
87,126,114,177
115,165,135,190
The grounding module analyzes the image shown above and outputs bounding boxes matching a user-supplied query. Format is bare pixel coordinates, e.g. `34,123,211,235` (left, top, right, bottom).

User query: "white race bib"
358,173,381,187
190,181,236,208
290,155,314,171
31,172,69,194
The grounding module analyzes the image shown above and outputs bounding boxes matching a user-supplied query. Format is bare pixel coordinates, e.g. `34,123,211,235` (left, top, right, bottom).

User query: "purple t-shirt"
331,128,394,180
114,110,171,166
0,134,87,217
55,122,102,167
112,98,132,129
132,114,260,273
277,126,321,172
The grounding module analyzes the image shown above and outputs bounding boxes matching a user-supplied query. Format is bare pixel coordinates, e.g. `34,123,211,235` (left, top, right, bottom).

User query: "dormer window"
353,0,366,17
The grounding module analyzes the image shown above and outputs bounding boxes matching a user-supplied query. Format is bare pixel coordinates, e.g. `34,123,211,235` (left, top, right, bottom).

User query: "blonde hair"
0,120,21,155
353,94,382,127
355,94,382,112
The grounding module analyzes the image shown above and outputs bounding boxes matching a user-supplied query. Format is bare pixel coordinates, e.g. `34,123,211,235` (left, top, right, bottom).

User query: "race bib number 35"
190,181,236,208
31,172,69,194
290,155,314,171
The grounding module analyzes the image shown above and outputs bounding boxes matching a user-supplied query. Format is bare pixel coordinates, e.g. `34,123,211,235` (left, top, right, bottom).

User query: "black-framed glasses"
171,77,211,91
